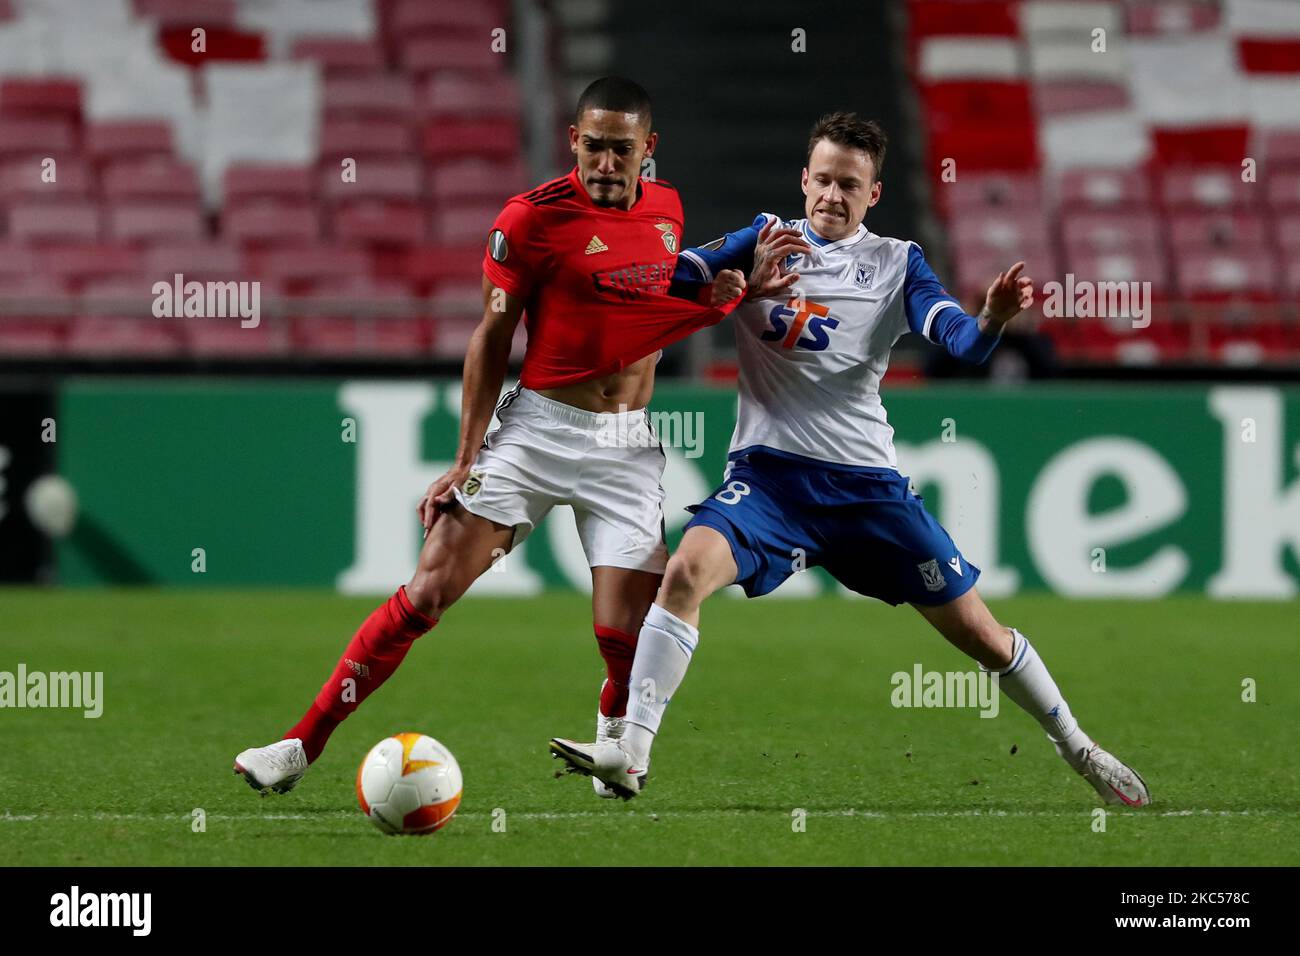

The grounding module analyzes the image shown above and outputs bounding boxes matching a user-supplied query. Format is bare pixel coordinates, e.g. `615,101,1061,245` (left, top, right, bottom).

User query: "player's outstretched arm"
417,276,525,531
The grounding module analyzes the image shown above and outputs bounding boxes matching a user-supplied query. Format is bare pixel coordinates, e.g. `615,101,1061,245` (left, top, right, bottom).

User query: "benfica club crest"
655,222,677,254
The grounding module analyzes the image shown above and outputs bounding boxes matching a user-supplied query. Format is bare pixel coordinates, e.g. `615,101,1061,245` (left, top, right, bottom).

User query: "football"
355,733,463,836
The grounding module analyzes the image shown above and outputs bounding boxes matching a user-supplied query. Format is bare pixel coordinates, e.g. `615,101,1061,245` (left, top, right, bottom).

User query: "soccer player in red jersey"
233,77,744,797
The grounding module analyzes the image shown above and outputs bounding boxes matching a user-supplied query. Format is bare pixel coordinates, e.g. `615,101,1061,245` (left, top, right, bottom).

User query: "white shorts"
452,386,669,574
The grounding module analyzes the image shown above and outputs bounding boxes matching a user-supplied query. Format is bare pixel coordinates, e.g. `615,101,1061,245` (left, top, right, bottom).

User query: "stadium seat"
1125,0,1221,37
0,118,78,159
1277,213,1300,251
1033,80,1131,115
323,74,418,121
84,120,174,163
222,201,321,245
941,172,1044,213
430,203,499,246
422,73,521,119
1057,167,1152,207
918,37,1021,81
101,158,201,201
106,202,205,243
0,157,94,200
318,117,413,161
144,241,242,282
291,315,432,357
428,159,527,204
292,36,385,74
329,200,426,246
66,317,186,357
1159,165,1258,208
1167,209,1271,252
951,213,1052,255
248,244,371,293
1061,208,1164,251
1175,250,1280,296
402,243,483,293
387,0,500,36
318,158,423,203
223,164,315,205
6,199,101,243
398,36,504,76
422,118,520,162
132,0,237,30
38,242,143,290
0,77,82,120
184,318,282,357
1266,169,1300,208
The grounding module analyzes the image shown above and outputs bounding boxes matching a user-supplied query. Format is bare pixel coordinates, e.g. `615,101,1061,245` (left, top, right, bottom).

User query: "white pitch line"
0,808,1291,823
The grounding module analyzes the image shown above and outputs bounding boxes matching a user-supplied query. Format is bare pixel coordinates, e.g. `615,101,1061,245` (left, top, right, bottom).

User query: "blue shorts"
684,448,980,606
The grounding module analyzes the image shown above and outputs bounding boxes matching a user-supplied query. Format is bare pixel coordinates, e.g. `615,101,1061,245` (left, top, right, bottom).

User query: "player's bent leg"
913,589,1151,807
587,565,661,797
234,506,513,795
551,528,738,797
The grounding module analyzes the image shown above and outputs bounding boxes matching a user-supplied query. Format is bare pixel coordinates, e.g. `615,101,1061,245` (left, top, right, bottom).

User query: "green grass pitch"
1,589,1297,866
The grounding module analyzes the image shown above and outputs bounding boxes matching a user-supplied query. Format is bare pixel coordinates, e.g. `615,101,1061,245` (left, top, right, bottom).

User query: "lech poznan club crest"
917,558,946,592
656,222,677,254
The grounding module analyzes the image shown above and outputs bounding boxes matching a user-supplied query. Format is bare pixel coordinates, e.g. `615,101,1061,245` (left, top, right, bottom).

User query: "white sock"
622,603,699,765
991,629,1091,754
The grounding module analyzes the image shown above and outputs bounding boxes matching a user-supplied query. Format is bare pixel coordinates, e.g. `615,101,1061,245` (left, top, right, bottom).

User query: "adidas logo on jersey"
585,235,608,255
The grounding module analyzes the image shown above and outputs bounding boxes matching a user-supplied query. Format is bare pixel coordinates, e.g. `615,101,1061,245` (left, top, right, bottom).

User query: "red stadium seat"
921,81,1033,132
422,73,521,119
1125,1,1221,36
106,202,206,243
1267,169,1300,209
1152,126,1251,167
292,316,433,357
1277,213,1300,251
1057,167,1152,208
1167,210,1271,252
399,36,504,76
0,318,67,356
430,203,498,245
0,118,77,159
248,245,371,293
940,172,1043,214
388,0,500,37
318,158,423,203
1060,249,1172,294
323,74,418,122
1158,165,1258,209
292,37,385,74
185,319,283,357
329,200,426,246
0,157,94,200
950,213,1052,256
402,244,483,292
84,121,173,163
223,164,315,205
422,119,520,162
1033,80,1130,116
38,243,143,290
144,241,242,282
318,118,414,161
101,159,201,201
1061,208,1164,251
0,242,38,280
6,199,101,243
428,159,527,204
222,201,321,246
0,77,82,121
908,0,1019,38
66,317,186,357
1259,129,1300,168
1175,251,1280,296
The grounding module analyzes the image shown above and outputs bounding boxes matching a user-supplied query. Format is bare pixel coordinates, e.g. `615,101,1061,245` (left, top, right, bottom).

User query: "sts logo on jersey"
761,296,840,351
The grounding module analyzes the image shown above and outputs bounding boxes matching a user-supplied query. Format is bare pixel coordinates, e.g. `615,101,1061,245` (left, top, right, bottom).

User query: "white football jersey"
680,213,972,469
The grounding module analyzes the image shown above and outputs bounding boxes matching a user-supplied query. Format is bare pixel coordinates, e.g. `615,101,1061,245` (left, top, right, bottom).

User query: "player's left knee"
979,623,1014,670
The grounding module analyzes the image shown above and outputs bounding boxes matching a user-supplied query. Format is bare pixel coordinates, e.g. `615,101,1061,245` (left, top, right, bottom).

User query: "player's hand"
746,220,811,299
418,466,470,536
711,268,746,305
979,261,1034,333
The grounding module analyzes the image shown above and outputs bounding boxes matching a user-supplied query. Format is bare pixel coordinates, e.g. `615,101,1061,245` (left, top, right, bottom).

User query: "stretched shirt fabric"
482,167,741,389
673,213,1003,469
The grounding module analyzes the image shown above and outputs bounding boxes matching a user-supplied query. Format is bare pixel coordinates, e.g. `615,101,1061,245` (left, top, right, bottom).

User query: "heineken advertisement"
54,380,1300,598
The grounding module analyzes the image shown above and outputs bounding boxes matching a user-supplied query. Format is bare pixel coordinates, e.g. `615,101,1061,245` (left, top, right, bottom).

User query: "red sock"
594,624,637,717
284,586,437,763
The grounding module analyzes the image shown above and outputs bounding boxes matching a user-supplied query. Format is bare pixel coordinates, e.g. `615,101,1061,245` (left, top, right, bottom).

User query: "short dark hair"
574,76,653,129
806,112,887,180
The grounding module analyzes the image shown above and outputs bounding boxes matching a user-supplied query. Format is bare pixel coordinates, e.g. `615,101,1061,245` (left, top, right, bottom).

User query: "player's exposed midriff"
535,351,659,413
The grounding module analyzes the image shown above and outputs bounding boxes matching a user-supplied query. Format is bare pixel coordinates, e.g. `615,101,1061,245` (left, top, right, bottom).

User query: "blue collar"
803,222,833,247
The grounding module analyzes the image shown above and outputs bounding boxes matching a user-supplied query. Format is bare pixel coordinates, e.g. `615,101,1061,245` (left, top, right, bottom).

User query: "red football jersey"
481,166,739,389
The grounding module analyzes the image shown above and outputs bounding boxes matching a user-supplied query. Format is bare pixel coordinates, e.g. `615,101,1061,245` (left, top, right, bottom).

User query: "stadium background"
2,0,1298,597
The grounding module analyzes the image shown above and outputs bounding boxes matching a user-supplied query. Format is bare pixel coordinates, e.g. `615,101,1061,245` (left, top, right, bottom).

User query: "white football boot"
234,738,309,795
550,735,647,800
592,711,626,799
1055,738,1151,807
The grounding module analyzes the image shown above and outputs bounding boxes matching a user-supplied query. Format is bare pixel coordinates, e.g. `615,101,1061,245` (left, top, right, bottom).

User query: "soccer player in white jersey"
550,112,1151,807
